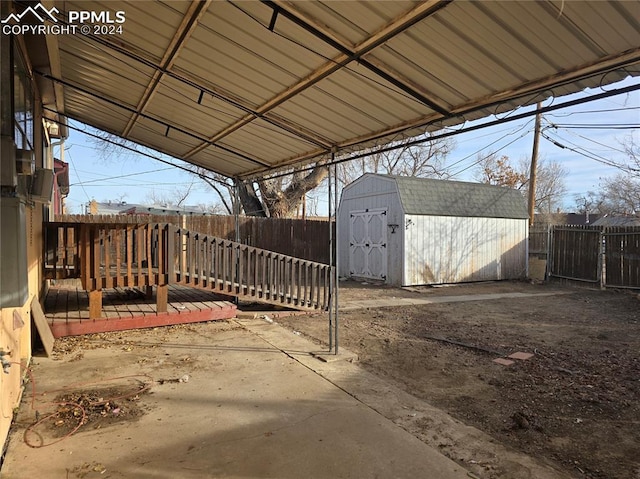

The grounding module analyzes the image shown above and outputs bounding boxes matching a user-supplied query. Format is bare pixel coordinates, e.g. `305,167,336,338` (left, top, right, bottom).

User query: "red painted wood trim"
49,304,237,338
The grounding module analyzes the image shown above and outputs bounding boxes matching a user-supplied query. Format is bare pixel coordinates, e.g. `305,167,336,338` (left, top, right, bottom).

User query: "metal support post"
333,161,339,355
234,181,240,305
328,159,334,352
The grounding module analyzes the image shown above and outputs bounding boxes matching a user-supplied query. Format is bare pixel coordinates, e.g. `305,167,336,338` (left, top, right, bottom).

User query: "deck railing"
44,222,331,317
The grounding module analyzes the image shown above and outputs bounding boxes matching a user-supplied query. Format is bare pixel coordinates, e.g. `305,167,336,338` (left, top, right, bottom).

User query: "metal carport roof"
32,0,640,179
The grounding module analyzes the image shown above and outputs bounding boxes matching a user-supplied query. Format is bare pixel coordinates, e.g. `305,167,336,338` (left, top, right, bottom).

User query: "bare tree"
87,128,231,212
145,180,196,208
622,133,640,166
574,135,640,215
518,156,568,214
86,127,455,218
337,136,455,186
592,176,640,215
192,164,329,218
247,134,454,217
250,162,328,217
474,153,568,213
189,167,236,214
473,153,527,188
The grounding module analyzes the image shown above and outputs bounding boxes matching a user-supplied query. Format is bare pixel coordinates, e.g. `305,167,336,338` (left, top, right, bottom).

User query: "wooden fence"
55,214,333,264
529,224,550,258
603,226,640,289
548,225,602,283
544,225,640,289
44,222,332,318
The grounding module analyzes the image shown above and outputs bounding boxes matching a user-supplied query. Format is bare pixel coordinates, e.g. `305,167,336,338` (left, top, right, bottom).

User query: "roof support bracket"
268,7,279,31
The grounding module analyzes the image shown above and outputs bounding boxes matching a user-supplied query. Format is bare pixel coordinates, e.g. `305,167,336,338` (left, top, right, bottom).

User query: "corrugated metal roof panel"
128,118,203,158
189,146,268,178
555,1,639,54
220,119,321,161
40,0,639,179
286,0,420,46
143,78,246,139
270,66,435,143
63,0,192,63
58,37,156,110
172,2,334,107
64,93,129,135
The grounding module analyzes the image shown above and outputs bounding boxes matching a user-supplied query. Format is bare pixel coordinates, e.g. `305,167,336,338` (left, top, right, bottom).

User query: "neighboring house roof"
559,213,602,225
90,201,128,215
533,213,602,226
121,205,207,216
591,215,640,227
363,174,528,219
89,201,207,216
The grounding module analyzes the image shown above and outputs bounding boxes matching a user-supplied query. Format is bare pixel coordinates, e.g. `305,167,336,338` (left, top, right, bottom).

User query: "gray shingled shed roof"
386,175,528,219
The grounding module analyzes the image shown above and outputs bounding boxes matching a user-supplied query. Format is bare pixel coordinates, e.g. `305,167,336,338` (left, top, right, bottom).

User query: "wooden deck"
45,280,237,338
44,222,331,319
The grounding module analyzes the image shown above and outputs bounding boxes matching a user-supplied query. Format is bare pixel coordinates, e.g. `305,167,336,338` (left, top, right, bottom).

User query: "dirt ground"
278,280,640,479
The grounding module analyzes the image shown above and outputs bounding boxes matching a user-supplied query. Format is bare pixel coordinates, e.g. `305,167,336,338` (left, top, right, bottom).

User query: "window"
13,45,34,153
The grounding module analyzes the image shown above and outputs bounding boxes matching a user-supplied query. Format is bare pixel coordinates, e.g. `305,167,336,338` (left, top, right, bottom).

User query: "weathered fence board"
604,226,640,289
541,224,640,289
549,226,602,283
55,214,333,264
529,224,550,257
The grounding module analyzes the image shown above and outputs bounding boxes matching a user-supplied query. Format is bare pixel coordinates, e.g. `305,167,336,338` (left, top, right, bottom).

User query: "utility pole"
528,102,542,226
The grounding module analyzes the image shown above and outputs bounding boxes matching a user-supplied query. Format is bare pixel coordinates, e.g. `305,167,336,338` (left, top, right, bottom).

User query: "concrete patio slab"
1,320,469,479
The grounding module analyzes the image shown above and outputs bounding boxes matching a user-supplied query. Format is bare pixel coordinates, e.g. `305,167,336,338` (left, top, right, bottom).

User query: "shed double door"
349,208,387,281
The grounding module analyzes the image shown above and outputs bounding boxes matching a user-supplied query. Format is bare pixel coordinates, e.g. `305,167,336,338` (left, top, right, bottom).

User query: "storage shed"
338,174,529,286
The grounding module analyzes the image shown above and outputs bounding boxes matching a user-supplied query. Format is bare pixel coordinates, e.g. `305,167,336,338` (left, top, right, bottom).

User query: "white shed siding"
404,215,527,285
337,175,404,284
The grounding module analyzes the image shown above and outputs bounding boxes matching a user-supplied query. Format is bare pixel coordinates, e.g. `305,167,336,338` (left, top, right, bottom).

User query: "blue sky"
61,77,639,215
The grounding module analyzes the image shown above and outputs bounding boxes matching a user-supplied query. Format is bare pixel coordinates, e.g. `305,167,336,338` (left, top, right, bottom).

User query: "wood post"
89,290,102,320
166,224,176,283
156,284,168,313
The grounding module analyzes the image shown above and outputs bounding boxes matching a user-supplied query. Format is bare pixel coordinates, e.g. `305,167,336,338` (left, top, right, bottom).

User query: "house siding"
1,25,46,451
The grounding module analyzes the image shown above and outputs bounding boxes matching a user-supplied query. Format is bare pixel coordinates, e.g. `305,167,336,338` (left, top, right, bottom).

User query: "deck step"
45,283,237,338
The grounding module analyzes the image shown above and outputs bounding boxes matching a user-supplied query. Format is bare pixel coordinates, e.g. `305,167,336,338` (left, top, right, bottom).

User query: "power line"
552,126,630,155
66,150,92,203
69,167,177,186
540,130,639,174
548,123,639,129
546,105,639,117
251,82,640,182
73,182,198,188
445,120,534,172
63,120,233,188
449,129,532,178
